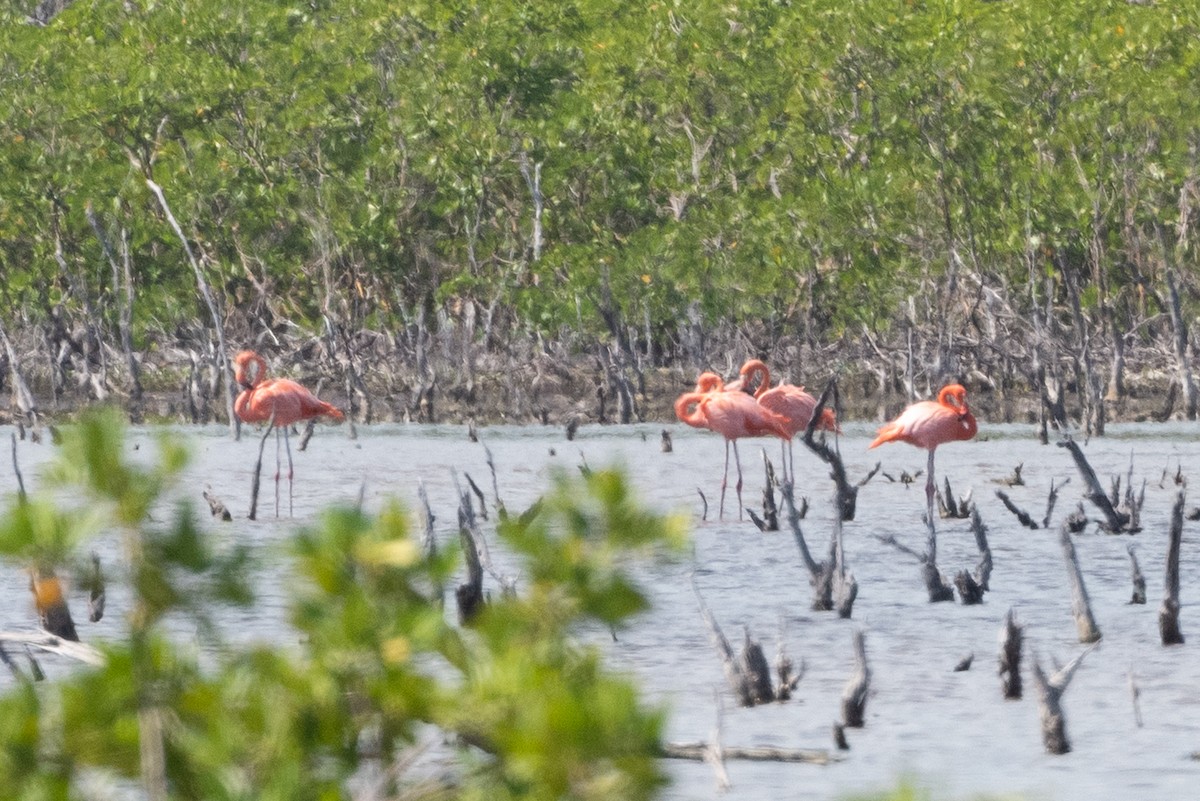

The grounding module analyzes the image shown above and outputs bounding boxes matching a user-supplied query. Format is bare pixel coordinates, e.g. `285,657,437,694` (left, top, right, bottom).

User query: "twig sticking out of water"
1030,643,1097,755
1043,477,1068,528
1159,488,1186,645
999,608,1023,700
697,488,709,521
481,441,505,518
661,429,673,453
840,630,870,728
1127,544,1146,605
464,472,488,521
995,489,1039,530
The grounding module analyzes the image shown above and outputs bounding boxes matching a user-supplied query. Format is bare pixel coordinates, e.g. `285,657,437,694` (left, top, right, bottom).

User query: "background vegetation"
2,0,1200,432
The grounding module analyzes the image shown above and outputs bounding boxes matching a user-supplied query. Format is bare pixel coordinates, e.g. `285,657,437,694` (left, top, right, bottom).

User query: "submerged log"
1159,488,1186,645
999,608,1023,700
659,742,837,765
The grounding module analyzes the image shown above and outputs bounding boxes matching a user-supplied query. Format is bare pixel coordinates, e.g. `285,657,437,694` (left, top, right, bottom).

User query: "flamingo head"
694,372,726,393
233,350,266,390
737,359,770,396
938,384,970,415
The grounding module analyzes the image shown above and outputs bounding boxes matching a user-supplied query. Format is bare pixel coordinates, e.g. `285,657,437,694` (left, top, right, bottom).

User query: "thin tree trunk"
145,179,239,439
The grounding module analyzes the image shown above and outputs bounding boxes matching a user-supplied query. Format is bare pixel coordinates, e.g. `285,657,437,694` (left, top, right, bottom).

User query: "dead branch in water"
954,505,992,605
840,630,870,728
1160,488,1186,645
999,608,1023,700
661,429,673,453
659,742,837,765
203,487,232,521
937,477,971,519
802,379,857,521
1058,520,1102,643
1127,544,1146,605
1043,477,1068,528
995,489,1039,530
873,515,954,602
691,574,781,706
1056,437,1130,532
0,631,105,666
10,432,26,500
1030,644,1097,755
781,483,835,611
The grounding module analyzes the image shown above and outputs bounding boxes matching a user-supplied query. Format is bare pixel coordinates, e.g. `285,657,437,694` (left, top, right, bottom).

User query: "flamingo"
738,359,839,483
675,382,793,520
869,383,978,522
234,350,344,516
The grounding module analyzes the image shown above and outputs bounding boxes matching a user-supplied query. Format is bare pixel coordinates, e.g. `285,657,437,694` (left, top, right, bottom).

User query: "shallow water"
2,420,1199,800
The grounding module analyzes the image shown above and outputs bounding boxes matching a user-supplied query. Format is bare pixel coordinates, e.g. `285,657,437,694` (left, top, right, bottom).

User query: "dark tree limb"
1160,488,1186,645
782,483,832,611
802,379,857,521
1057,438,1130,532
954,505,992,604
937,477,971,519
995,489,1039,530
247,410,276,521
1043,477,1068,528
873,515,954,603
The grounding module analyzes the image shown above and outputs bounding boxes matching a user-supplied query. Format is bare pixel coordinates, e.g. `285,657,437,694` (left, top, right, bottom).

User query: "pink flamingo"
869,383,978,521
675,381,793,520
234,350,344,516
738,359,839,482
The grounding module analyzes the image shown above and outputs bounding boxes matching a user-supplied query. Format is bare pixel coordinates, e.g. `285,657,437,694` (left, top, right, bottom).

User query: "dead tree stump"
999,608,1023,700
1127,544,1146,605
840,630,870,728
1030,645,1096,755
1059,520,1102,643
1160,488,1186,645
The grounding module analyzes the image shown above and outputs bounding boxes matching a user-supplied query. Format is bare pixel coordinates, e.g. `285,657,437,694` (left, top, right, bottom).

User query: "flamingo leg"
732,439,745,520
273,427,282,518
925,448,937,524
283,425,295,517
719,440,732,520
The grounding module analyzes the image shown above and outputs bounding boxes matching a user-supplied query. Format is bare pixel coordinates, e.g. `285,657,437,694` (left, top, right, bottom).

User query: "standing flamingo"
234,350,344,516
869,384,977,522
675,382,793,520
738,359,839,483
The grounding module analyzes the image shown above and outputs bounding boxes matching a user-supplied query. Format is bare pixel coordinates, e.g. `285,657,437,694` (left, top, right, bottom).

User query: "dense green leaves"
1,0,1198,357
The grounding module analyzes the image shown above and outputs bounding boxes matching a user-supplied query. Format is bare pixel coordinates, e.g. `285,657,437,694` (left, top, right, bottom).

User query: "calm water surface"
2,420,1199,800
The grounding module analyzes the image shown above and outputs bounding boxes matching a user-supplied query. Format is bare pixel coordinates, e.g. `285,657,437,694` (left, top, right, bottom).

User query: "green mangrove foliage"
0,408,687,799
2,0,1199,360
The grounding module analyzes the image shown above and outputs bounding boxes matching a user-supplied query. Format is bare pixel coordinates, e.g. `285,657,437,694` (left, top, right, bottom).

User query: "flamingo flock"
675,361,977,521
